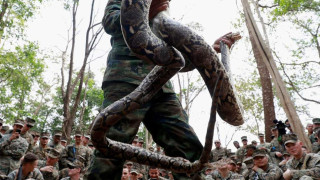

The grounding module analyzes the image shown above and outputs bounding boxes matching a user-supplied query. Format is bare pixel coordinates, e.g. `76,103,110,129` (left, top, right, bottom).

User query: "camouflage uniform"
236,146,246,162
61,144,91,171
312,142,320,153
0,132,28,175
269,137,285,165
257,142,271,149
206,170,244,180
87,0,203,179
7,168,44,180
210,147,228,162
286,152,320,180
309,118,320,144
33,145,51,161
48,141,65,152
37,148,61,180
248,163,283,180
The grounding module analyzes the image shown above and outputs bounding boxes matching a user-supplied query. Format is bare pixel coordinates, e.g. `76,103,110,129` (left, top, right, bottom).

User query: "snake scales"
90,0,244,174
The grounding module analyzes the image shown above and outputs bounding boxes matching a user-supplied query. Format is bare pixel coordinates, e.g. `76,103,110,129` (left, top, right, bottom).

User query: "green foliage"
0,0,44,42
273,0,320,15
0,42,45,122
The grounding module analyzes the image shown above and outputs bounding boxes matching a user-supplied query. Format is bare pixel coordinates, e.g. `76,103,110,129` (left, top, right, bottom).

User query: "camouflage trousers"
86,82,203,180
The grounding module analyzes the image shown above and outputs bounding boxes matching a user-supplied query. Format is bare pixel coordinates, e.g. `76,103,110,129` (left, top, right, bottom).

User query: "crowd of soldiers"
0,117,319,180
206,118,320,180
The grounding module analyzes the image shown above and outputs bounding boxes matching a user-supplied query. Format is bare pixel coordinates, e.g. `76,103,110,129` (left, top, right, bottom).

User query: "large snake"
90,0,244,174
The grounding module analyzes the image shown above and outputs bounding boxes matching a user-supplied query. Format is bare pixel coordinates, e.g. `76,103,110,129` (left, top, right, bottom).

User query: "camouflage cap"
138,137,144,143
48,148,61,159
125,161,133,165
74,129,82,137
1,125,9,132
233,140,239,143
243,157,254,169
68,155,85,169
251,140,257,144
228,159,237,165
252,149,267,158
241,136,247,141
41,131,50,138
312,118,320,124
258,133,264,137
61,137,67,143
236,159,242,165
25,117,36,127
148,146,154,151
270,125,277,130
282,134,298,145
14,119,25,126
88,141,94,147
84,134,91,139
133,135,138,141
130,168,139,175
53,129,62,137
246,144,256,150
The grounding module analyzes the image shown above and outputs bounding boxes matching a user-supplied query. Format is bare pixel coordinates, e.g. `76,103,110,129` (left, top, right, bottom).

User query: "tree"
58,0,104,139
0,42,45,122
0,0,43,44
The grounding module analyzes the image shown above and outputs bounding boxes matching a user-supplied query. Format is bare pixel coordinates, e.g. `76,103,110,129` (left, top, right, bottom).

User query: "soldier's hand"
213,32,241,53
149,0,169,20
252,165,259,172
275,152,283,158
283,169,292,180
9,132,20,141
40,166,54,172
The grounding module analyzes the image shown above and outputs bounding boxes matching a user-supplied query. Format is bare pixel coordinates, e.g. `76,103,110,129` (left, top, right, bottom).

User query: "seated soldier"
7,153,44,180
282,134,320,180
249,149,283,180
206,158,244,180
38,148,60,180
279,151,291,172
60,158,84,180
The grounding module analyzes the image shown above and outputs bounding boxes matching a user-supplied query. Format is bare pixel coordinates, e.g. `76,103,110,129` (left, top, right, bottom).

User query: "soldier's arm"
7,140,28,159
33,168,44,180
60,147,72,168
290,165,320,179
102,0,122,35
255,166,283,180
7,170,17,180
0,135,11,154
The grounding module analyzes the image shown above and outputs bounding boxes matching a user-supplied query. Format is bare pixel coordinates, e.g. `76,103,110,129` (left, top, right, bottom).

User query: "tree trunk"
242,0,312,150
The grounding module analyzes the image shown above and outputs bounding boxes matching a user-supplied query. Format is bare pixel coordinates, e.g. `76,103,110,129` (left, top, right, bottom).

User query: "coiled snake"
91,0,244,174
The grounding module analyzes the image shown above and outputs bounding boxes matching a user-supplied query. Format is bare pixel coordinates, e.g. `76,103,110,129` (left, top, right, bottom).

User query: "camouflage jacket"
236,147,246,162
60,144,91,170
286,152,320,179
210,147,228,162
257,142,271,149
33,145,51,161
206,170,244,180
37,160,59,180
0,133,28,175
248,163,283,180
21,131,34,153
312,142,320,154
101,0,174,93
48,141,65,152
7,168,44,180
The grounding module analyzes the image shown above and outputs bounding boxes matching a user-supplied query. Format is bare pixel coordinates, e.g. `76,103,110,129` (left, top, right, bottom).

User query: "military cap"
53,129,62,136
251,140,257,144
1,125,9,132
31,130,40,137
41,131,50,138
236,159,242,165
25,117,36,127
84,134,91,139
246,144,256,150
138,137,144,143
243,157,254,169
133,135,138,141
312,118,320,124
270,125,277,130
14,119,25,126
233,140,239,143
48,148,61,159
125,161,133,165
67,155,85,169
204,166,213,171
258,133,264,137
252,149,267,158
241,136,248,141
130,168,139,175
74,129,82,137
228,159,237,165
88,141,94,147
148,146,154,151
61,137,67,143
282,134,298,145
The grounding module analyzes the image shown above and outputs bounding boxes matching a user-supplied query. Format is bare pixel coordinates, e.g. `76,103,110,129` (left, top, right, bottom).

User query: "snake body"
90,0,244,174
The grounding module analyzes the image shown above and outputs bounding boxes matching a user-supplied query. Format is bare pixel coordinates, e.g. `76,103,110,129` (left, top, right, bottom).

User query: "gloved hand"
149,0,170,20
213,32,241,53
